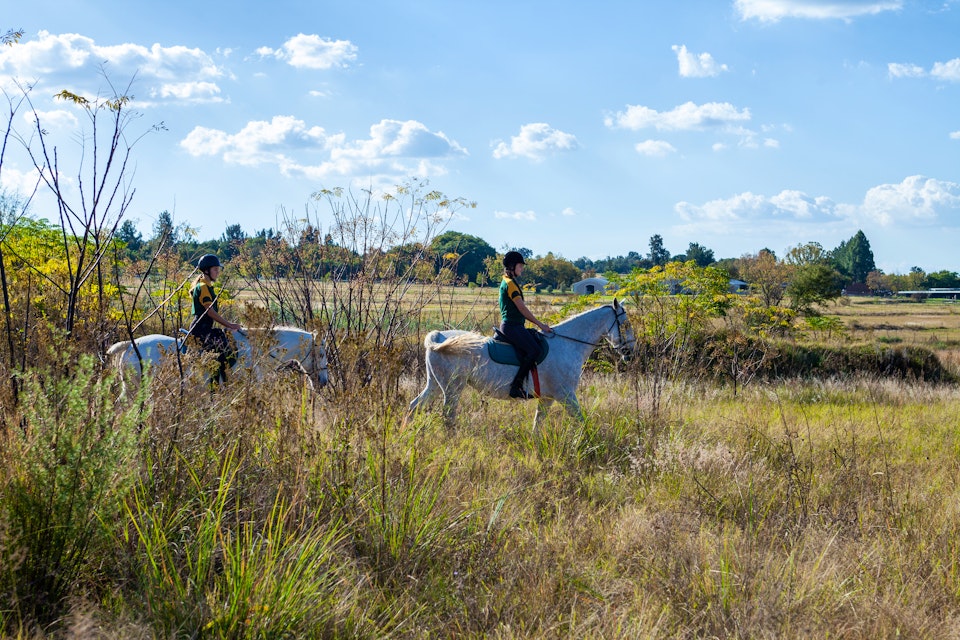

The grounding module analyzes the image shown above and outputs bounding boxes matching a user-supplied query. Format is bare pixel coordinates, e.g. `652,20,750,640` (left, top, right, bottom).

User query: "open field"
3,290,960,637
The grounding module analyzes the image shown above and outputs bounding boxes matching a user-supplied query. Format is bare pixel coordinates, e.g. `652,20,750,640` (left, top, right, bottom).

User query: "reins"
548,305,631,349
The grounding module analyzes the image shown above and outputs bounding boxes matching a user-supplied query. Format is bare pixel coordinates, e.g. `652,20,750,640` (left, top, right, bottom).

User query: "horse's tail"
106,340,132,368
425,330,488,354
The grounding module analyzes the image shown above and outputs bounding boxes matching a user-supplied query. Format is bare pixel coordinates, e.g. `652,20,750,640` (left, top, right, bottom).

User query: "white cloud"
888,62,926,78
677,189,840,224
494,210,537,221
180,116,466,181
735,0,902,22
672,45,728,78
0,31,225,105
605,101,751,131
950,131,960,140
258,34,357,69
0,165,43,197
492,123,578,160
674,176,960,238
931,58,960,82
635,140,677,157
561,207,576,216
860,176,960,225
23,109,78,130
152,81,223,103
889,58,960,81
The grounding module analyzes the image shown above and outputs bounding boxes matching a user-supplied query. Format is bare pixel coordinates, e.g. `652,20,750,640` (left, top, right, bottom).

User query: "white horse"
106,326,328,394
408,300,636,428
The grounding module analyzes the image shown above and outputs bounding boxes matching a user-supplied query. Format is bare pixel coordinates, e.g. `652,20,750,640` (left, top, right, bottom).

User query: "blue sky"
3,0,959,273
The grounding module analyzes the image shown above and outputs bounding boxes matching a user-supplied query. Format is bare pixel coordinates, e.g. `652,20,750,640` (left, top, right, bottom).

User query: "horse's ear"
613,297,620,308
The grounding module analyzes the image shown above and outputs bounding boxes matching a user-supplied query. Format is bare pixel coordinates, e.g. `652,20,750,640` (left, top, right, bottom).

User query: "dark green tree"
115,220,143,259
430,231,496,284
832,230,876,284
648,234,670,266
220,224,246,260
684,242,715,267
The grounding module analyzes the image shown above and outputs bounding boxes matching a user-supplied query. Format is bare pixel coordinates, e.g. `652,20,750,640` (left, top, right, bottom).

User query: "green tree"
785,263,843,313
925,270,960,289
683,242,715,267
116,220,143,259
647,234,670,266
523,253,581,291
832,230,876,284
220,224,246,260
429,231,495,284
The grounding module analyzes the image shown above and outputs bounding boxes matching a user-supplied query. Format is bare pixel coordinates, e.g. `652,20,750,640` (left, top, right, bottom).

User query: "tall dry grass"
2,323,960,637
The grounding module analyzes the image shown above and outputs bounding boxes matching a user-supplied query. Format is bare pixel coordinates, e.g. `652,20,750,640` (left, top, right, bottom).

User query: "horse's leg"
534,397,554,431
441,379,466,428
408,378,438,414
559,393,585,423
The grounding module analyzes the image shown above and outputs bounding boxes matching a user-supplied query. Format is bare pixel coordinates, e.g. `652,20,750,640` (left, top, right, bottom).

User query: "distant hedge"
619,331,957,384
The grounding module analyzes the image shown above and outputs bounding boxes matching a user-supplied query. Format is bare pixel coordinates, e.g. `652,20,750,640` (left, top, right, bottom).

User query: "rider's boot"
509,361,533,399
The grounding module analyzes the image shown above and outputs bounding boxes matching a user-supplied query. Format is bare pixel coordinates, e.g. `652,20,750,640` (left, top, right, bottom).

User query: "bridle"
549,304,635,354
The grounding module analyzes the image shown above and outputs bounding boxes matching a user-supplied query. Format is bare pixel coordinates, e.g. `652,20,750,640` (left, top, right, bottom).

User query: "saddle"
487,328,550,366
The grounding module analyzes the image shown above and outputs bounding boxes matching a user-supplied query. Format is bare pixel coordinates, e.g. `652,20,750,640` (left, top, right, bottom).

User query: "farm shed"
572,276,608,295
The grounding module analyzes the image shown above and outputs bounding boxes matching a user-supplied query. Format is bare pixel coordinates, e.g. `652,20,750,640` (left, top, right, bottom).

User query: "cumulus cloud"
931,58,960,82
0,30,225,105
950,131,960,140
492,123,578,160
676,190,841,224
859,176,960,225
180,116,466,181
735,0,903,22
888,62,926,78
889,58,960,81
605,101,751,131
561,207,576,216
494,210,537,221
672,45,728,78
635,140,677,157
257,34,357,69
674,176,960,238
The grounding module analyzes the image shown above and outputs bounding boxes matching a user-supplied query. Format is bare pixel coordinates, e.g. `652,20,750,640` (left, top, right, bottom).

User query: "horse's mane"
554,302,613,328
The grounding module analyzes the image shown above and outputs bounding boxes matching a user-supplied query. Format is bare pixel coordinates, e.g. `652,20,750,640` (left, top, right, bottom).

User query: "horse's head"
607,299,637,361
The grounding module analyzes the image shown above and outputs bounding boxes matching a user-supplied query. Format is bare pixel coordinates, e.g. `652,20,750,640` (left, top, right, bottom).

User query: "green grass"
3,299,960,637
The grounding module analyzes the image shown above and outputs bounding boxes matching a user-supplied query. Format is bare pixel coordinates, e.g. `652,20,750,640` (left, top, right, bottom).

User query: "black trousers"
190,324,237,383
499,322,541,388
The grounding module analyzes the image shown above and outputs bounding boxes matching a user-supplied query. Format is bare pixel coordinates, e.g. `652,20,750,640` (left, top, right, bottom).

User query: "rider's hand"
228,322,242,332
540,322,554,333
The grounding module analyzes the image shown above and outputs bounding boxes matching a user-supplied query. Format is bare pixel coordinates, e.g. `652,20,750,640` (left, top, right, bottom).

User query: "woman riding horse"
499,251,553,399
189,253,242,387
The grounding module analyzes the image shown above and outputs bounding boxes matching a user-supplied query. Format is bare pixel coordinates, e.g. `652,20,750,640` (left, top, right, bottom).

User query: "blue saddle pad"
487,331,549,366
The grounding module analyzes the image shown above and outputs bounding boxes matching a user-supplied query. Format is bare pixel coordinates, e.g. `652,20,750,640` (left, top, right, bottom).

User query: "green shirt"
499,275,525,325
190,277,218,331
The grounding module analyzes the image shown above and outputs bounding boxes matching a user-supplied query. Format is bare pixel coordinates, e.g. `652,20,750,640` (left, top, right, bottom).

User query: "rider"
189,254,241,386
499,251,553,399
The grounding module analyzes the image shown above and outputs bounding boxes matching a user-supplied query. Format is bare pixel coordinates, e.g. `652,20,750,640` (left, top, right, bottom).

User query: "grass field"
3,289,960,638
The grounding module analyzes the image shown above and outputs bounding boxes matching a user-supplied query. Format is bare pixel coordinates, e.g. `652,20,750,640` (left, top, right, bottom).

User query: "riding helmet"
197,254,221,271
502,250,526,269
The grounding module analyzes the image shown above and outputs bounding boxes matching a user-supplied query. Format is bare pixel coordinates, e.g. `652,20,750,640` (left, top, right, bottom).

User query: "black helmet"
197,254,221,271
503,251,526,269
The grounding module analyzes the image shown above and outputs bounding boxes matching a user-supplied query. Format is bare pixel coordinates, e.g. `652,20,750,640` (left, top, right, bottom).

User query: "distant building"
895,288,960,300
572,276,608,295
729,279,748,293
